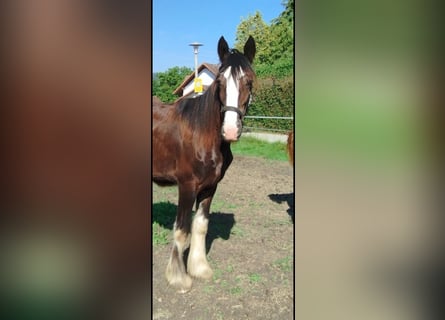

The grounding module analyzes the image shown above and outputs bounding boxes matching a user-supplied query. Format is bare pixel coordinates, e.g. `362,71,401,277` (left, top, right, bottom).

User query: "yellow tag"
194,78,203,93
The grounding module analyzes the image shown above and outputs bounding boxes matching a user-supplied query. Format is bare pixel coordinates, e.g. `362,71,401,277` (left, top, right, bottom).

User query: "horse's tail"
287,131,294,166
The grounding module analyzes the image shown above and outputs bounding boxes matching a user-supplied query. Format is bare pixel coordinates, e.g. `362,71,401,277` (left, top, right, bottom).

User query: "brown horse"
153,36,256,292
287,130,294,166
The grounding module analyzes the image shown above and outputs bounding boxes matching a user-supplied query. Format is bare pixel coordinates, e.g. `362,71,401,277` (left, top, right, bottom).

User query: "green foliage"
273,0,294,25
233,0,294,132
255,58,294,78
234,11,272,66
246,76,294,132
152,66,193,103
234,0,294,78
268,0,294,69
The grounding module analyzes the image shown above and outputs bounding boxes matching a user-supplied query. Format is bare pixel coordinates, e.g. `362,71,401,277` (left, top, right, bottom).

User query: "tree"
234,1,294,78
269,0,294,65
152,66,193,103
234,11,272,66
274,0,294,25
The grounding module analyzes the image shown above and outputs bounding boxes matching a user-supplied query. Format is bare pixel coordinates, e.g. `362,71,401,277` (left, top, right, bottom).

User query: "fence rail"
243,115,294,133
244,116,293,120
243,127,290,133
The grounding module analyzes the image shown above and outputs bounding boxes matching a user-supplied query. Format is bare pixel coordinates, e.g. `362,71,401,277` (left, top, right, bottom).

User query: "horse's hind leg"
187,187,216,279
165,184,194,292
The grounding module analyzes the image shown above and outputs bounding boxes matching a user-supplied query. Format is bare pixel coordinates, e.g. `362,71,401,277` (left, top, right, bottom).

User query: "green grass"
273,256,293,272
248,273,262,283
211,198,237,211
231,137,288,161
229,286,243,295
152,222,170,245
226,264,234,273
212,268,223,281
203,285,214,293
229,225,245,237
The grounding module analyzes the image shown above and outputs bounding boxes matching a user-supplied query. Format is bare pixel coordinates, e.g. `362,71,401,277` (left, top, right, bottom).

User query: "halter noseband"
221,106,245,119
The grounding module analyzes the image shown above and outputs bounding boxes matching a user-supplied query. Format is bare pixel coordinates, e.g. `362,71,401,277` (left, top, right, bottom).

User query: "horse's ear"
218,36,230,62
243,36,256,63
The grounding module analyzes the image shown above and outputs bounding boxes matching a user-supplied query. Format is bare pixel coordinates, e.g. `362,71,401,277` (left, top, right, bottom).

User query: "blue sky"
153,0,285,73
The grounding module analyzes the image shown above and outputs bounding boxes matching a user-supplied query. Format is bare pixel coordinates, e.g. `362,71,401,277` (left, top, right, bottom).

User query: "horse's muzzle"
221,106,243,142
222,127,239,141
222,119,242,142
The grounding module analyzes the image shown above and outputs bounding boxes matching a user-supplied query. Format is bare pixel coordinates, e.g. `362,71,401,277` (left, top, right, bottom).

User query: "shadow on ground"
152,201,236,253
152,201,176,229
268,193,294,223
205,212,235,253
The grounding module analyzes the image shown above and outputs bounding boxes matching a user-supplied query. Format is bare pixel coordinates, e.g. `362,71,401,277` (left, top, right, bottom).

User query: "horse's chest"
193,149,223,182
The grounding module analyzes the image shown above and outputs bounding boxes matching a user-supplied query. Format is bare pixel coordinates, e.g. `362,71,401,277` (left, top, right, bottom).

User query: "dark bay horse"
153,36,256,292
287,130,294,166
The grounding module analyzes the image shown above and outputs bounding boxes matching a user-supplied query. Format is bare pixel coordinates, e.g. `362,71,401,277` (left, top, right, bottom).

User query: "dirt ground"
152,155,294,320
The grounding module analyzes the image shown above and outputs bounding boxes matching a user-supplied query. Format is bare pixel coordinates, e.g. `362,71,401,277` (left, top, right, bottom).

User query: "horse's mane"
175,82,221,132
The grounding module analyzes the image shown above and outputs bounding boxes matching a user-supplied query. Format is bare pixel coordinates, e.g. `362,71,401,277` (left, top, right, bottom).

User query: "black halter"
221,106,245,119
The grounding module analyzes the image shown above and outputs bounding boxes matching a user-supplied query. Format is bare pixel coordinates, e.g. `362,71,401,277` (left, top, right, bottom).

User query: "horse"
152,35,256,292
287,130,294,166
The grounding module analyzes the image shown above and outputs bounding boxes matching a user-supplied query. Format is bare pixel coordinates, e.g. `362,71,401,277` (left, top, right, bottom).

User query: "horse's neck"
199,85,223,129
178,87,223,148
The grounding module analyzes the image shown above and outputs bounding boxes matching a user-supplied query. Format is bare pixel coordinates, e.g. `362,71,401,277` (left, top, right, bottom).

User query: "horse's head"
216,36,256,142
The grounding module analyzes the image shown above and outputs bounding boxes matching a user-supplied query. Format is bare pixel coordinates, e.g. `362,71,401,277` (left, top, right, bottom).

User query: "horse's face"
217,36,256,142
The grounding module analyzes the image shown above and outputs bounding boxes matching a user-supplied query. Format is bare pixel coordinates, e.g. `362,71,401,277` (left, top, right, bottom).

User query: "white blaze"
223,67,243,127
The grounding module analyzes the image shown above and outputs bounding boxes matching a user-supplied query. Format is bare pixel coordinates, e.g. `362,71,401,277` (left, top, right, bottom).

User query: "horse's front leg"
165,183,195,293
187,186,217,280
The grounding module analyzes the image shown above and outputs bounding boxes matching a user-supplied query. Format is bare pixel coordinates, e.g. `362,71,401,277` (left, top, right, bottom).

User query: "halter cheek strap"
221,106,245,119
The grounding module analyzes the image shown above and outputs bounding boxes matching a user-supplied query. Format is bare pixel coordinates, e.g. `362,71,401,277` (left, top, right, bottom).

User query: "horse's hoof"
175,275,192,293
166,270,192,293
177,285,191,294
188,262,213,280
